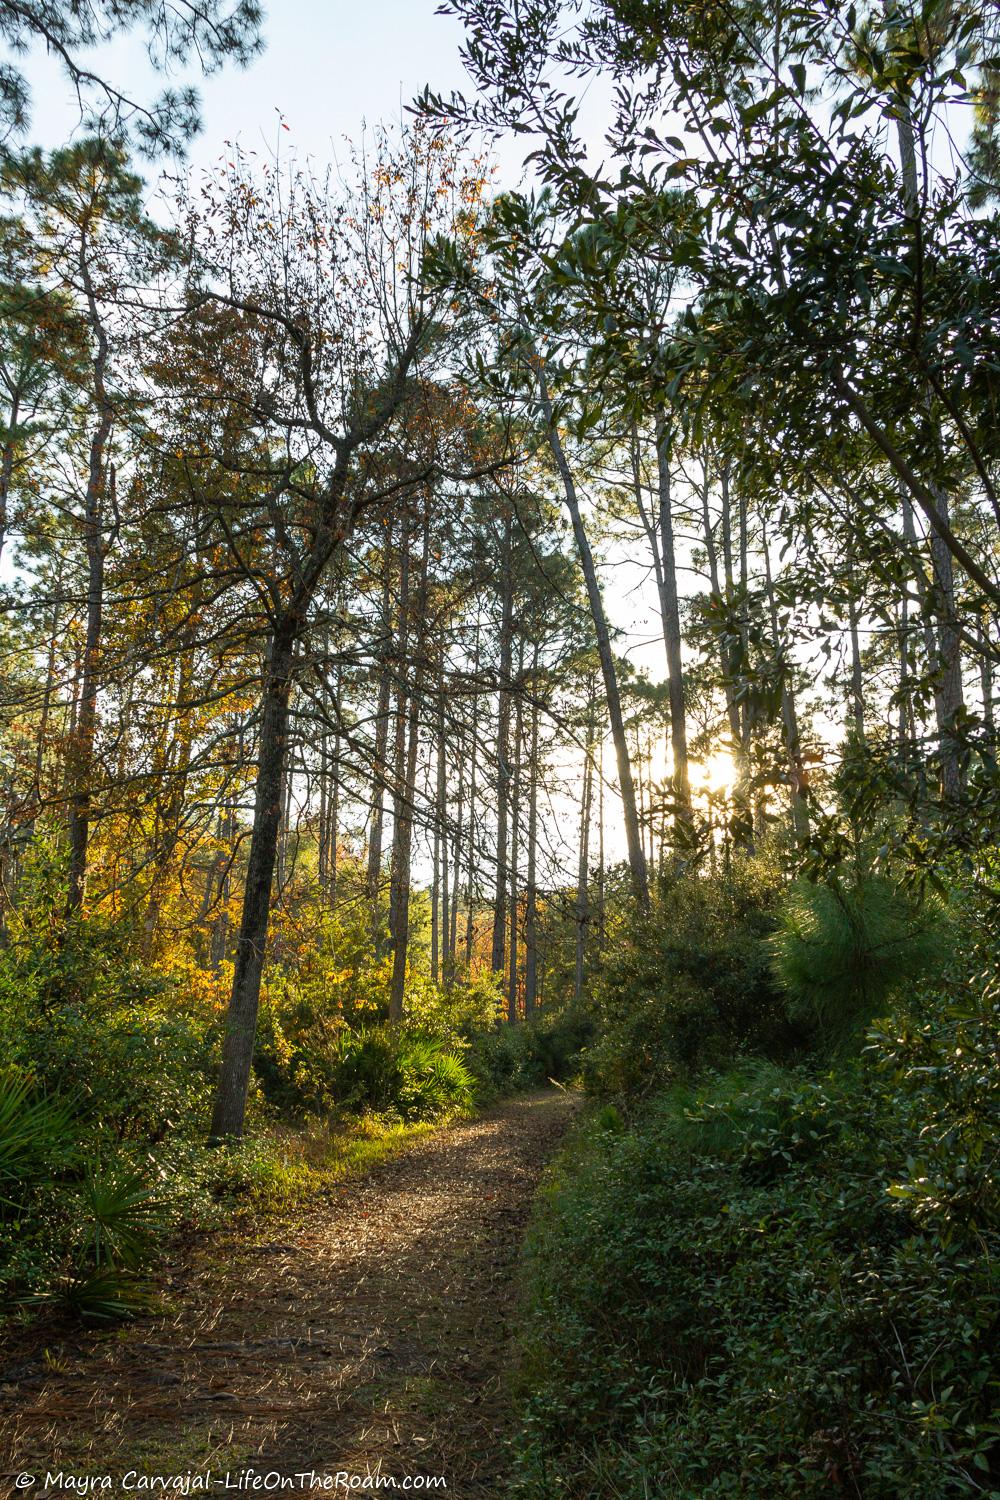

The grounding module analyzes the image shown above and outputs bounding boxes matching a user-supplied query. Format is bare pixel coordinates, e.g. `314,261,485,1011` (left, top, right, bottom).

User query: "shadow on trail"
0,1090,577,1498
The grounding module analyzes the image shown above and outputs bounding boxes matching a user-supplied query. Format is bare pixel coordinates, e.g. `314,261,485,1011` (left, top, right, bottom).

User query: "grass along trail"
0,1089,577,1498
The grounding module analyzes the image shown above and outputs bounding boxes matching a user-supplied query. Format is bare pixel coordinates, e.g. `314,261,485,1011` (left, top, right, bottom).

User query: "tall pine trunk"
653,412,691,822
507,646,524,1024
465,617,481,970
574,691,596,1004
761,514,809,841
367,526,394,932
524,644,541,1019
491,511,514,971
538,372,649,909
896,99,965,799
389,507,431,1024
66,225,113,915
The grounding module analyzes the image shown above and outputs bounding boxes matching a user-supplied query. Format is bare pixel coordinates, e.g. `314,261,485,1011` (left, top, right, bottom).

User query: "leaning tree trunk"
208,427,375,1138
538,372,649,909
210,624,296,1140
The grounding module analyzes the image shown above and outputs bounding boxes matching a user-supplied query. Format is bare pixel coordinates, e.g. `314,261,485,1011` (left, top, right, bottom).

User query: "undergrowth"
509,860,999,1498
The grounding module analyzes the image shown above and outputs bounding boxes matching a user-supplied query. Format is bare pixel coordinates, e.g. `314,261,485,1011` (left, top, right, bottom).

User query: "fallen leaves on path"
0,1089,576,1498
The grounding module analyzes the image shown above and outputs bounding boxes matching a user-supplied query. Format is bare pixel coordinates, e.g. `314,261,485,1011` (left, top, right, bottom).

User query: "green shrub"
871,916,1000,1238
512,1054,999,1498
0,1066,79,1209
24,1004,214,1141
396,1037,476,1119
0,920,213,1144
253,964,502,1116
316,1025,474,1121
582,972,724,1097
0,924,203,1317
772,875,950,1044
55,1163,172,1320
0,1068,172,1318
466,1004,592,1095
587,858,799,1096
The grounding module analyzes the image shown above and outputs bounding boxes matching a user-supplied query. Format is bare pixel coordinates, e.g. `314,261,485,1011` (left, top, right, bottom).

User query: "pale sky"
21,1,523,179
10,3,807,867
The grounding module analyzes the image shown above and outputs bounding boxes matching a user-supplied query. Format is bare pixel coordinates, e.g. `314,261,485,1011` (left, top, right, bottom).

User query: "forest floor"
0,1088,577,1499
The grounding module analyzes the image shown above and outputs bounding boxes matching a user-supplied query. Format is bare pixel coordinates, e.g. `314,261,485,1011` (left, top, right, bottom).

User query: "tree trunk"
367,531,394,930
209,801,235,973
438,679,450,988
328,666,341,910
653,411,691,821
32,593,62,807
537,372,649,908
0,384,21,567
210,626,296,1140
524,645,540,1019
65,454,111,915
717,460,745,749
389,678,421,1022
431,793,440,985
574,691,595,1004
389,507,430,1024
66,223,113,916
980,616,995,738
895,100,965,798
447,743,463,988
848,595,865,737
507,644,524,1024
761,513,809,841
387,530,412,955
596,734,605,956
930,531,965,801
725,469,756,854
142,615,198,955
491,510,514,971
465,617,481,971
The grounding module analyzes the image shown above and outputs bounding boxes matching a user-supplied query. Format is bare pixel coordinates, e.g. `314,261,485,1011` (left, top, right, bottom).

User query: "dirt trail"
0,1090,576,1499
